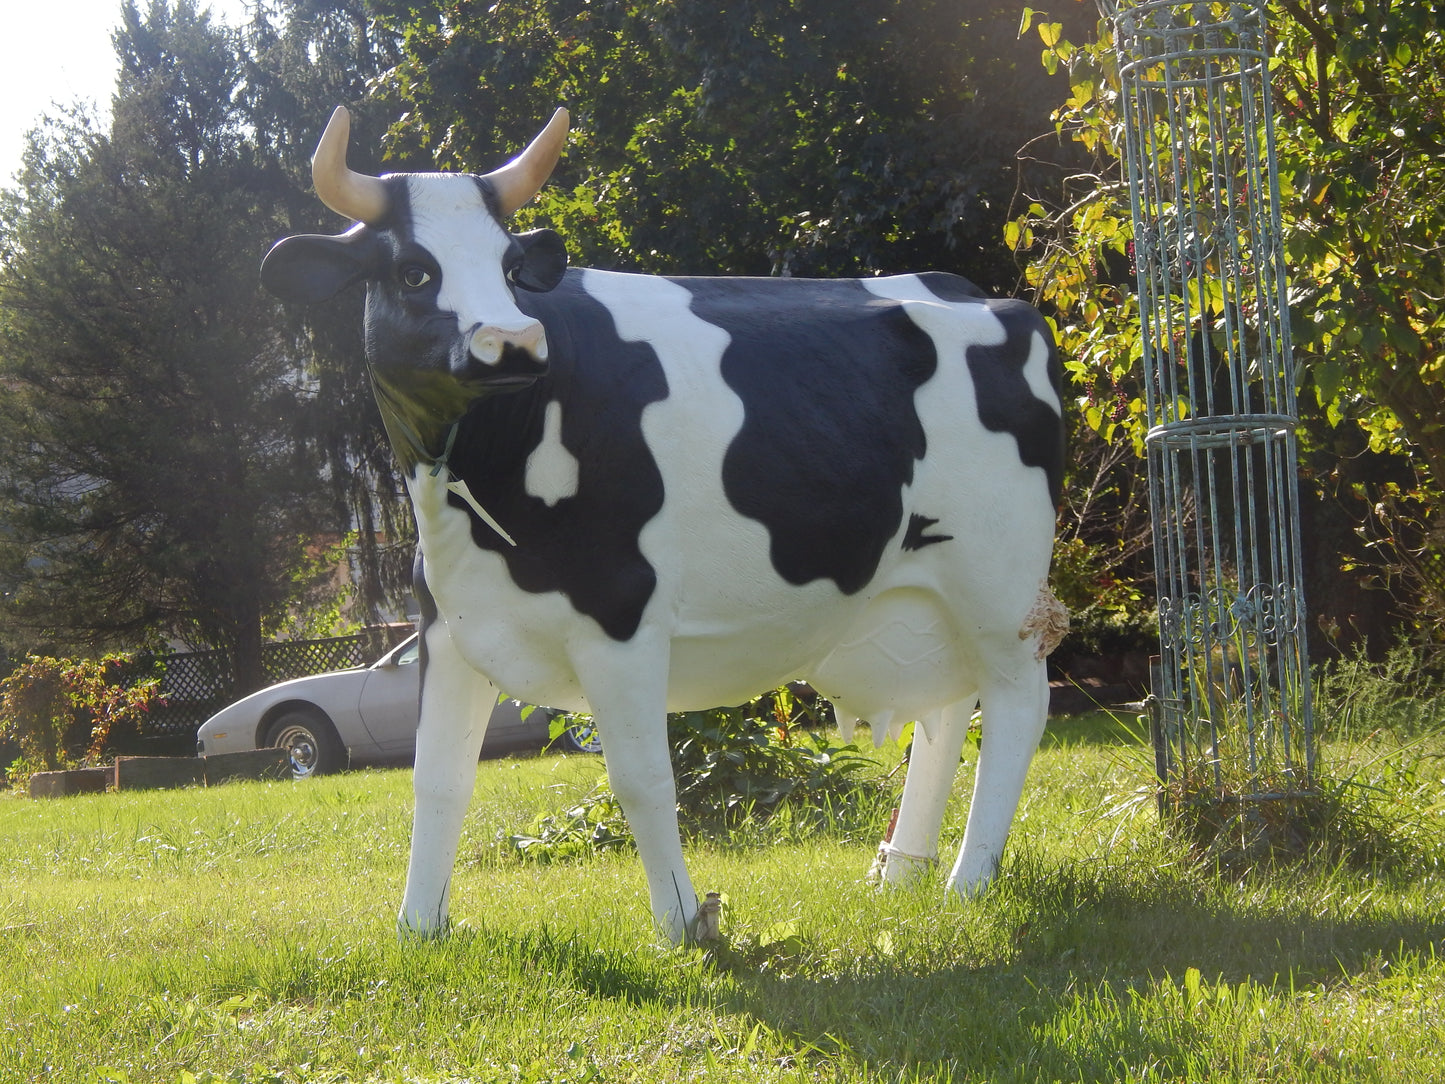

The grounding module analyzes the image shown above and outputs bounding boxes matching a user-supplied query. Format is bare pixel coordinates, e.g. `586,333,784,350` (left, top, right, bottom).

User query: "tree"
0,0,335,690
237,0,418,618
1008,1,1445,652
367,0,1093,290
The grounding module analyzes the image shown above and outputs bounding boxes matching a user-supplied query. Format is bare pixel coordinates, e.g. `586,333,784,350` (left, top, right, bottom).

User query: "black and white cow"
262,107,1068,944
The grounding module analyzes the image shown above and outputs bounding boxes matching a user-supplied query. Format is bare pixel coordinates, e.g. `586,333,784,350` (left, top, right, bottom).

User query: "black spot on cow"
439,273,669,641
694,278,938,594
902,513,955,551
960,298,1066,507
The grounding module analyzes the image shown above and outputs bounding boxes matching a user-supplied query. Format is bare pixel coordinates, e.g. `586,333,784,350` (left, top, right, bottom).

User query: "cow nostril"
470,323,548,367
472,331,503,365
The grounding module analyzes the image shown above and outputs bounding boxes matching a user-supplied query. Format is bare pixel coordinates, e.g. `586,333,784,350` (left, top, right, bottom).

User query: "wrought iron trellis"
1100,0,1315,798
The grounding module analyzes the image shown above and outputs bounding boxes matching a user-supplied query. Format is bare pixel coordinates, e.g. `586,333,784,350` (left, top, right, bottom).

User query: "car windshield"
379,638,420,668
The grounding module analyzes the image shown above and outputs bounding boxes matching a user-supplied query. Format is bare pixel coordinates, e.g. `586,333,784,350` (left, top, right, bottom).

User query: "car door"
355,637,422,760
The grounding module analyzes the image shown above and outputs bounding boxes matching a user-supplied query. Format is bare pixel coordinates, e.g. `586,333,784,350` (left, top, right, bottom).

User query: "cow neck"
375,384,519,550
425,420,518,547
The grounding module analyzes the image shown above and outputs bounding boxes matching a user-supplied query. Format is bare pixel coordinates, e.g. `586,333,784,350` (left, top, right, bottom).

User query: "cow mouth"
455,338,550,385
473,373,541,389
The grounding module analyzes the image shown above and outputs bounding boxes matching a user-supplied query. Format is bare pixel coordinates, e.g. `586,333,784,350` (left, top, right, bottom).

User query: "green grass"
2,713,1443,1083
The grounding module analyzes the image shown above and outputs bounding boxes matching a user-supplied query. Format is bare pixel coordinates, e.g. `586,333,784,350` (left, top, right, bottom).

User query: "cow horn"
312,106,390,225
483,108,570,217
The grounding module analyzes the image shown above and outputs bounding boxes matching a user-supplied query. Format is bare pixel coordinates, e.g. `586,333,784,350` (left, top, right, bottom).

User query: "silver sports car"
195,634,600,777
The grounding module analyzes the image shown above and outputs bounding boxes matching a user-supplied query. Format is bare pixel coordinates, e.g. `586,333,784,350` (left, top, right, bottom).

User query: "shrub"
669,690,876,830
1314,639,1445,738
0,654,161,787
496,686,886,863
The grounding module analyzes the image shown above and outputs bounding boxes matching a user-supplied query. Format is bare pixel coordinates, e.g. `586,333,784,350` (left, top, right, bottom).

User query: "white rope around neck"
428,422,517,548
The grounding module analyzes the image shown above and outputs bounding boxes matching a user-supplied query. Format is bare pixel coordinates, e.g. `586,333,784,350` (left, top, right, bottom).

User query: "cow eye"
400,265,432,289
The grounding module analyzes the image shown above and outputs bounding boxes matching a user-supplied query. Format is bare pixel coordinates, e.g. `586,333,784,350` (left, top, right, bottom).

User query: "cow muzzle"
469,321,549,367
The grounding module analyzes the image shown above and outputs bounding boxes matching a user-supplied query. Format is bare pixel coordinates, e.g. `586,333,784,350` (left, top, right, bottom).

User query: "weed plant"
499,693,888,864
1154,641,1445,877
1314,641,1445,738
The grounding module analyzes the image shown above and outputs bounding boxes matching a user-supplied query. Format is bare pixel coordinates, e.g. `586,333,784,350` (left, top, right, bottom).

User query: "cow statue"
261,107,1068,945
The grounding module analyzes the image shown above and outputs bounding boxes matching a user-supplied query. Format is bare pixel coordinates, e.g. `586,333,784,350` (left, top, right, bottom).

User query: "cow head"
261,107,570,467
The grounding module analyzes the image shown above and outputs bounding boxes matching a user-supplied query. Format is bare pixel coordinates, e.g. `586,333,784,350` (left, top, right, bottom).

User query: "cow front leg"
946,660,1049,895
877,700,976,886
398,620,499,937
577,638,697,945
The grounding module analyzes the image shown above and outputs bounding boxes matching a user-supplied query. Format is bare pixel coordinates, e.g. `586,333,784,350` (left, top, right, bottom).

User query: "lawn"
2,709,1442,1083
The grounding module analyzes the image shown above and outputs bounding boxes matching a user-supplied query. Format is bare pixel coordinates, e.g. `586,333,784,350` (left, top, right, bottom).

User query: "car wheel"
265,710,345,779
559,717,603,754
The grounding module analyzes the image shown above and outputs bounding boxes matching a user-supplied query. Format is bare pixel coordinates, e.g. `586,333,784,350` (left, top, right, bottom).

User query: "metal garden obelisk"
1102,0,1315,802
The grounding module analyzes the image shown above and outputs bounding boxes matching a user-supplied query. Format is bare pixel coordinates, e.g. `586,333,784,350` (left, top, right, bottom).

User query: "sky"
0,0,252,186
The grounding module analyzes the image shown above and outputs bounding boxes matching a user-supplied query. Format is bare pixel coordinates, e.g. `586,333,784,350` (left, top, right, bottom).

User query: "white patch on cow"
821,594,957,731
843,273,1058,689
864,275,1061,418
524,400,579,506
862,274,1007,348
403,174,537,343
406,465,593,709
1022,330,1063,416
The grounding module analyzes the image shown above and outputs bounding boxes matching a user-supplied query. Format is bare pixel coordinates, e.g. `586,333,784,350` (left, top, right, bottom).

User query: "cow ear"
260,230,374,303
510,229,568,293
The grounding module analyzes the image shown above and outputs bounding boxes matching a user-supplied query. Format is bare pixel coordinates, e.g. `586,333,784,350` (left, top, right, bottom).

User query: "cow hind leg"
877,699,976,886
945,657,1049,896
398,621,499,937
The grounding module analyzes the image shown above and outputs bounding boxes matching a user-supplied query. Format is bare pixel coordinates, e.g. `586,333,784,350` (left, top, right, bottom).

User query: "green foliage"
264,531,364,642
238,0,420,625
0,2,324,676
1313,639,1445,738
500,782,633,865
1009,1,1445,649
498,687,885,863
1344,479,1445,661
368,0,1093,289
1013,19,1443,501
1006,11,1160,452
1269,0,1445,469
669,691,878,831
0,654,160,785
0,1,414,674
1021,0,1445,447
1047,409,1159,665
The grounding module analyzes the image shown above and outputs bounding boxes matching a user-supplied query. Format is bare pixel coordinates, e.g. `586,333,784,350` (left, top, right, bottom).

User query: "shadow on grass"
699,870,1445,1079
457,857,1442,1080
442,922,701,1007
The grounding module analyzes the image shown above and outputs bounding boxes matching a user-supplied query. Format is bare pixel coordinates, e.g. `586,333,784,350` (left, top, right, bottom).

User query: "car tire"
559,717,603,754
265,709,345,779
